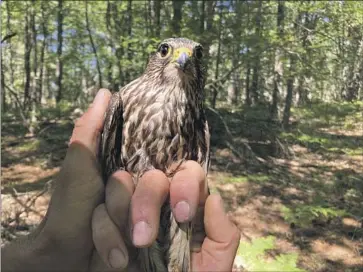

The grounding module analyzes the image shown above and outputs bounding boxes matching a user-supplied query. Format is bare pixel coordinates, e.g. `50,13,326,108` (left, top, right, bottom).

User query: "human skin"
1,89,240,272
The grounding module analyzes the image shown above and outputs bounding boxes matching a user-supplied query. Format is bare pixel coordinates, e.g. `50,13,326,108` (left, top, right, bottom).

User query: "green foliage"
225,176,249,184
37,101,75,120
281,204,347,227
282,101,363,155
294,102,363,124
224,174,269,184
237,236,306,272
3,1,363,118
18,139,41,152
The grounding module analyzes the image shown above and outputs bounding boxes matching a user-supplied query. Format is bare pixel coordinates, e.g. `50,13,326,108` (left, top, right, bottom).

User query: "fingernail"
174,201,191,222
133,221,152,246
108,248,126,269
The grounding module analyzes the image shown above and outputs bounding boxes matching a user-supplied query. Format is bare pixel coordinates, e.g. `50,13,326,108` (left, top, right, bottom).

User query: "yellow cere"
173,47,192,60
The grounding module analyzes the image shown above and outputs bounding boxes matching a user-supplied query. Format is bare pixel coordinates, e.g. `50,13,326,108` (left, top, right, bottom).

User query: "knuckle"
93,204,108,228
142,169,168,182
132,189,155,208
184,160,203,171
140,170,169,196
131,195,156,222
110,171,135,192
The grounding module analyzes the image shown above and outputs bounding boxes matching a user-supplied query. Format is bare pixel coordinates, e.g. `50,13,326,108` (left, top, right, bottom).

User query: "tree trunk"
297,12,309,106
29,0,38,135
1,53,5,112
282,55,296,129
245,62,251,106
250,1,263,105
251,68,259,105
31,0,38,104
4,1,17,112
85,0,103,89
200,0,205,36
202,0,216,104
270,1,285,120
105,0,118,91
297,11,315,105
297,76,308,105
153,0,161,37
38,1,48,105
172,0,184,36
204,0,215,60
344,36,363,101
211,6,223,108
112,3,124,88
125,0,133,82
227,82,238,105
55,0,64,103
282,8,302,129
24,3,32,109
45,62,51,101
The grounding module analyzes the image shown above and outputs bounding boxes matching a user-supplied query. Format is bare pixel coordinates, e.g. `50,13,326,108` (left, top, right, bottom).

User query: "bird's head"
145,37,206,89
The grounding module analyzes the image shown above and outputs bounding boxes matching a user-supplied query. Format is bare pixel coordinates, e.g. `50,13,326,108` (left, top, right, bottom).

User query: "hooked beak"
173,47,192,71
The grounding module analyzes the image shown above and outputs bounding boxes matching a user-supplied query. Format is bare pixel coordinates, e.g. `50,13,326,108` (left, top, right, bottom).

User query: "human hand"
2,89,112,272
91,164,241,272
1,88,240,272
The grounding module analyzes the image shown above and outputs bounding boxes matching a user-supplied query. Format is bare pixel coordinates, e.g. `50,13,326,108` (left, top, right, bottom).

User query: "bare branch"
1,32,17,44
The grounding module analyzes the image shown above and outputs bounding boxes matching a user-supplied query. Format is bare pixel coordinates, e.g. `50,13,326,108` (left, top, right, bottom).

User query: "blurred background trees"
1,0,363,135
2,3,363,270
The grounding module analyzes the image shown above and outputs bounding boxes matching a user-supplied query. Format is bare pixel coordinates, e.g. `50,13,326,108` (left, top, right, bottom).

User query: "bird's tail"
138,201,192,272
168,215,192,272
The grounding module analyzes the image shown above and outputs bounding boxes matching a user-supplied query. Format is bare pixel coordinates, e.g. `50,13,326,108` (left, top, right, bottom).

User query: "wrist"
2,224,65,272
2,235,43,271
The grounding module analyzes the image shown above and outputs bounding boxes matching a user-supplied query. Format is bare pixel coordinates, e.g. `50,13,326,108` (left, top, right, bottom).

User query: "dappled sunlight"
2,164,59,188
342,218,361,229
2,0,363,270
2,103,362,271
208,101,362,271
312,239,362,266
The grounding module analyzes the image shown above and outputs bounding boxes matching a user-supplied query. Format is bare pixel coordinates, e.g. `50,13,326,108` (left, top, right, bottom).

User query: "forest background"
1,1,363,271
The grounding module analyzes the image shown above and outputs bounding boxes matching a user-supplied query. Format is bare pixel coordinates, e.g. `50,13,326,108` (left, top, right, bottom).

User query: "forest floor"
1,101,363,272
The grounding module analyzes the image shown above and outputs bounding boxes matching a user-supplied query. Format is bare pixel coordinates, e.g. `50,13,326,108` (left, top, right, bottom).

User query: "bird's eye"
159,44,169,57
195,46,203,60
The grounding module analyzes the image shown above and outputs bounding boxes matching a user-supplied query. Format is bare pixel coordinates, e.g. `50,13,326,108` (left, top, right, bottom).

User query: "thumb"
70,88,112,156
193,194,240,271
40,89,112,240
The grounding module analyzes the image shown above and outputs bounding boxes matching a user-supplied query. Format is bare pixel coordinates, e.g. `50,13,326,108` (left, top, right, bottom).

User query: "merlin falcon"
100,37,210,272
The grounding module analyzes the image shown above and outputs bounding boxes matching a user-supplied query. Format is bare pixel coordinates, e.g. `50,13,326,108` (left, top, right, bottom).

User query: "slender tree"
270,0,285,120
250,1,263,105
153,0,161,37
85,0,102,89
211,5,223,109
172,0,185,36
55,0,64,103
38,1,48,104
24,3,32,109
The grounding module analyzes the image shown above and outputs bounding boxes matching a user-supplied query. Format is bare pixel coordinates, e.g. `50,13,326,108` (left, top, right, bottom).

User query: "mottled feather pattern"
100,38,210,272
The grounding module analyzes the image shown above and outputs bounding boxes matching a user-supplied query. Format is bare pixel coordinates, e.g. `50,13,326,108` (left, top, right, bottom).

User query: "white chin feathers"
164,63,194,82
